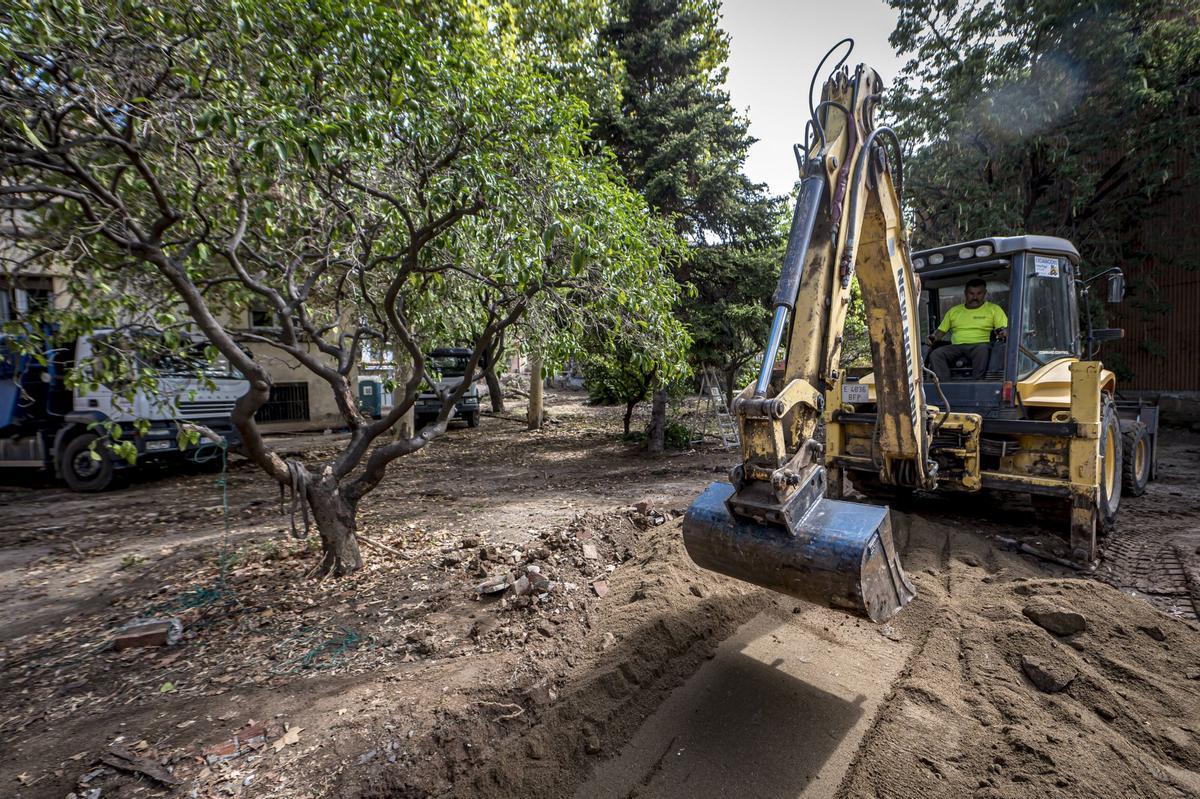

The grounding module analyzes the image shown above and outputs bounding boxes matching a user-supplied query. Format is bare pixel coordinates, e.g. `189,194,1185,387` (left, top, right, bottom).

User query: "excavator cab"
855,236,1084,414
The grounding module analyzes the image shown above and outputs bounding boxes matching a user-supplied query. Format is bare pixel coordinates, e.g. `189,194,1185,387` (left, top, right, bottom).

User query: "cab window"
918,277,1011,337
1019,256,1075,376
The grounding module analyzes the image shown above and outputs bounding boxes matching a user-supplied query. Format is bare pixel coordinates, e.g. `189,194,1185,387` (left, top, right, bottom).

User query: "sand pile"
837,513,1200,799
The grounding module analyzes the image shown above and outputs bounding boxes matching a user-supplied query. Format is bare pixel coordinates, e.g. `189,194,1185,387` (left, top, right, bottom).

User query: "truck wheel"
1097,396,1122,530
467,411,480,428
1121,421,1151,497
61,433,116,492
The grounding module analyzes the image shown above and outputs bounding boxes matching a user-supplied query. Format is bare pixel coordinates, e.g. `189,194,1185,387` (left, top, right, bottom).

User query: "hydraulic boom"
683,42,928,622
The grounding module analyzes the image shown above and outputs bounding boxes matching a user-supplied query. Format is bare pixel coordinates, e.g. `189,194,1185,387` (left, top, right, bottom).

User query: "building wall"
231,308,356,433
1104,149,1200,392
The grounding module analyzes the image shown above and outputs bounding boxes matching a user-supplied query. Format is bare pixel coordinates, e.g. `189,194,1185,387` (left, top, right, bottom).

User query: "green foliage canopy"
0,0,683,571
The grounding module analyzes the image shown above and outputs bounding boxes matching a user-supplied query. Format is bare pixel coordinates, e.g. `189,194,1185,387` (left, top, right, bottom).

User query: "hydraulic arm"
683,43,928,622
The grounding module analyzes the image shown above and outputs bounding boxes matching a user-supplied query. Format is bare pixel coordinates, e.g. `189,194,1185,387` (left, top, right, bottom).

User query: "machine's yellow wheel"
1121,421,1151,497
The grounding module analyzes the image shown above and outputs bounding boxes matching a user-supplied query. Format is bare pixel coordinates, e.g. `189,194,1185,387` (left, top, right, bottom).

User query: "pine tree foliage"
591,0,785,422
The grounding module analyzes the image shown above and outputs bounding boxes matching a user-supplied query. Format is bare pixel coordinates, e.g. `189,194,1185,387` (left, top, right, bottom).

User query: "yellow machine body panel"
1017,359,1116,409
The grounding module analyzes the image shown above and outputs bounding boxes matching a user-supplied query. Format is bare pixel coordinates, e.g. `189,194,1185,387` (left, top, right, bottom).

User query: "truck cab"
0,330,250,490
414,347,480,429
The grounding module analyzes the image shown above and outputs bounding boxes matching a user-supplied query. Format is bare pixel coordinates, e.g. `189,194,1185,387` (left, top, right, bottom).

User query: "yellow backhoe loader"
682,41,1157,622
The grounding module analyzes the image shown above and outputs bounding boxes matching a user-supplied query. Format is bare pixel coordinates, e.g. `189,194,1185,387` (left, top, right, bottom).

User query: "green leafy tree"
888,0,1200,358
596,0,783,446
0,0,680,575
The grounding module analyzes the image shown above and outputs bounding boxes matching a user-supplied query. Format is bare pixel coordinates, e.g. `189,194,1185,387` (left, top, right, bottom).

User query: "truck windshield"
1019,255,1075,377
427,355,468,379
152,344,242,379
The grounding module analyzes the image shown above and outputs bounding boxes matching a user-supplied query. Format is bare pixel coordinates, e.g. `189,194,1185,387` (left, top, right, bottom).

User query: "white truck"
0,330,250,490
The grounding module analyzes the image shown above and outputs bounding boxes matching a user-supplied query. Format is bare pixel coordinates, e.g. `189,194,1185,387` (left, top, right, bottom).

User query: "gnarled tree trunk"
484,332,505,412
623,399,637,436
306,470,363,577
485,364,504,413
723,364,739,409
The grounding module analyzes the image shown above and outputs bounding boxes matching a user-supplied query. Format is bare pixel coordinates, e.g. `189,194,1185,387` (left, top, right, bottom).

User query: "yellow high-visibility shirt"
937,301,1008,345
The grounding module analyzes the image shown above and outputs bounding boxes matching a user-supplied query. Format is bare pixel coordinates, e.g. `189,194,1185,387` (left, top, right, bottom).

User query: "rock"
689,584,704,598
512,576,532,596
1021,655,1076,693
525,681,557,705
535,621,556,638
1022,601,1087,636
635,501,652,514
530,575,553,593
476,577,509,595
591,580,609,598
959,553,982,567
600,632,617,651
113,618,183,649
581,543,600,561
1138,624,1166,642
100,746,182,785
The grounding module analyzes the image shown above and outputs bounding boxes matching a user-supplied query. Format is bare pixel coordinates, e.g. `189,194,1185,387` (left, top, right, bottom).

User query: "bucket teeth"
682,479,915,623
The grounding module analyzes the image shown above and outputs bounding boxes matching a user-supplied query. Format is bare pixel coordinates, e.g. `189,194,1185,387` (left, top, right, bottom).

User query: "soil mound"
837,513,1200,799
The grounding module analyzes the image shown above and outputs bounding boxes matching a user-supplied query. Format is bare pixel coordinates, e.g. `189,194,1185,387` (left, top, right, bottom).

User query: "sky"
720,0,905,196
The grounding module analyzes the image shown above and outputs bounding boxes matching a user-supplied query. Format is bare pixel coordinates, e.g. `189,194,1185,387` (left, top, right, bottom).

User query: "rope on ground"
269,625,362,674
357,534,404,557
474,701,525,721
149,441,237,616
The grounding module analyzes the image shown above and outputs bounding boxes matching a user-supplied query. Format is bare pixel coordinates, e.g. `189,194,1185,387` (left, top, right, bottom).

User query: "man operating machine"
926,278,1008,381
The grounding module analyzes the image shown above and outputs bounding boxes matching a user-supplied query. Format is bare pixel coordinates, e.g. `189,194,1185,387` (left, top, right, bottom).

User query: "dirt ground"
1,389,1198,799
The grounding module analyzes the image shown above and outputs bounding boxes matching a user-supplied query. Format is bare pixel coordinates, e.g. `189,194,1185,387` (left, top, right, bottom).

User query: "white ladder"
693,366,740,449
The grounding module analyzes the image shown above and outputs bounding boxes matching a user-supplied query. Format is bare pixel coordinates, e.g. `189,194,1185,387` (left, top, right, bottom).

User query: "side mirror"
1107,272,1125,303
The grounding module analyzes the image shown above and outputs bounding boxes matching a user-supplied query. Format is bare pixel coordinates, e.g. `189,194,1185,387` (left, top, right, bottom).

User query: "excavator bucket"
683,480,915,623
